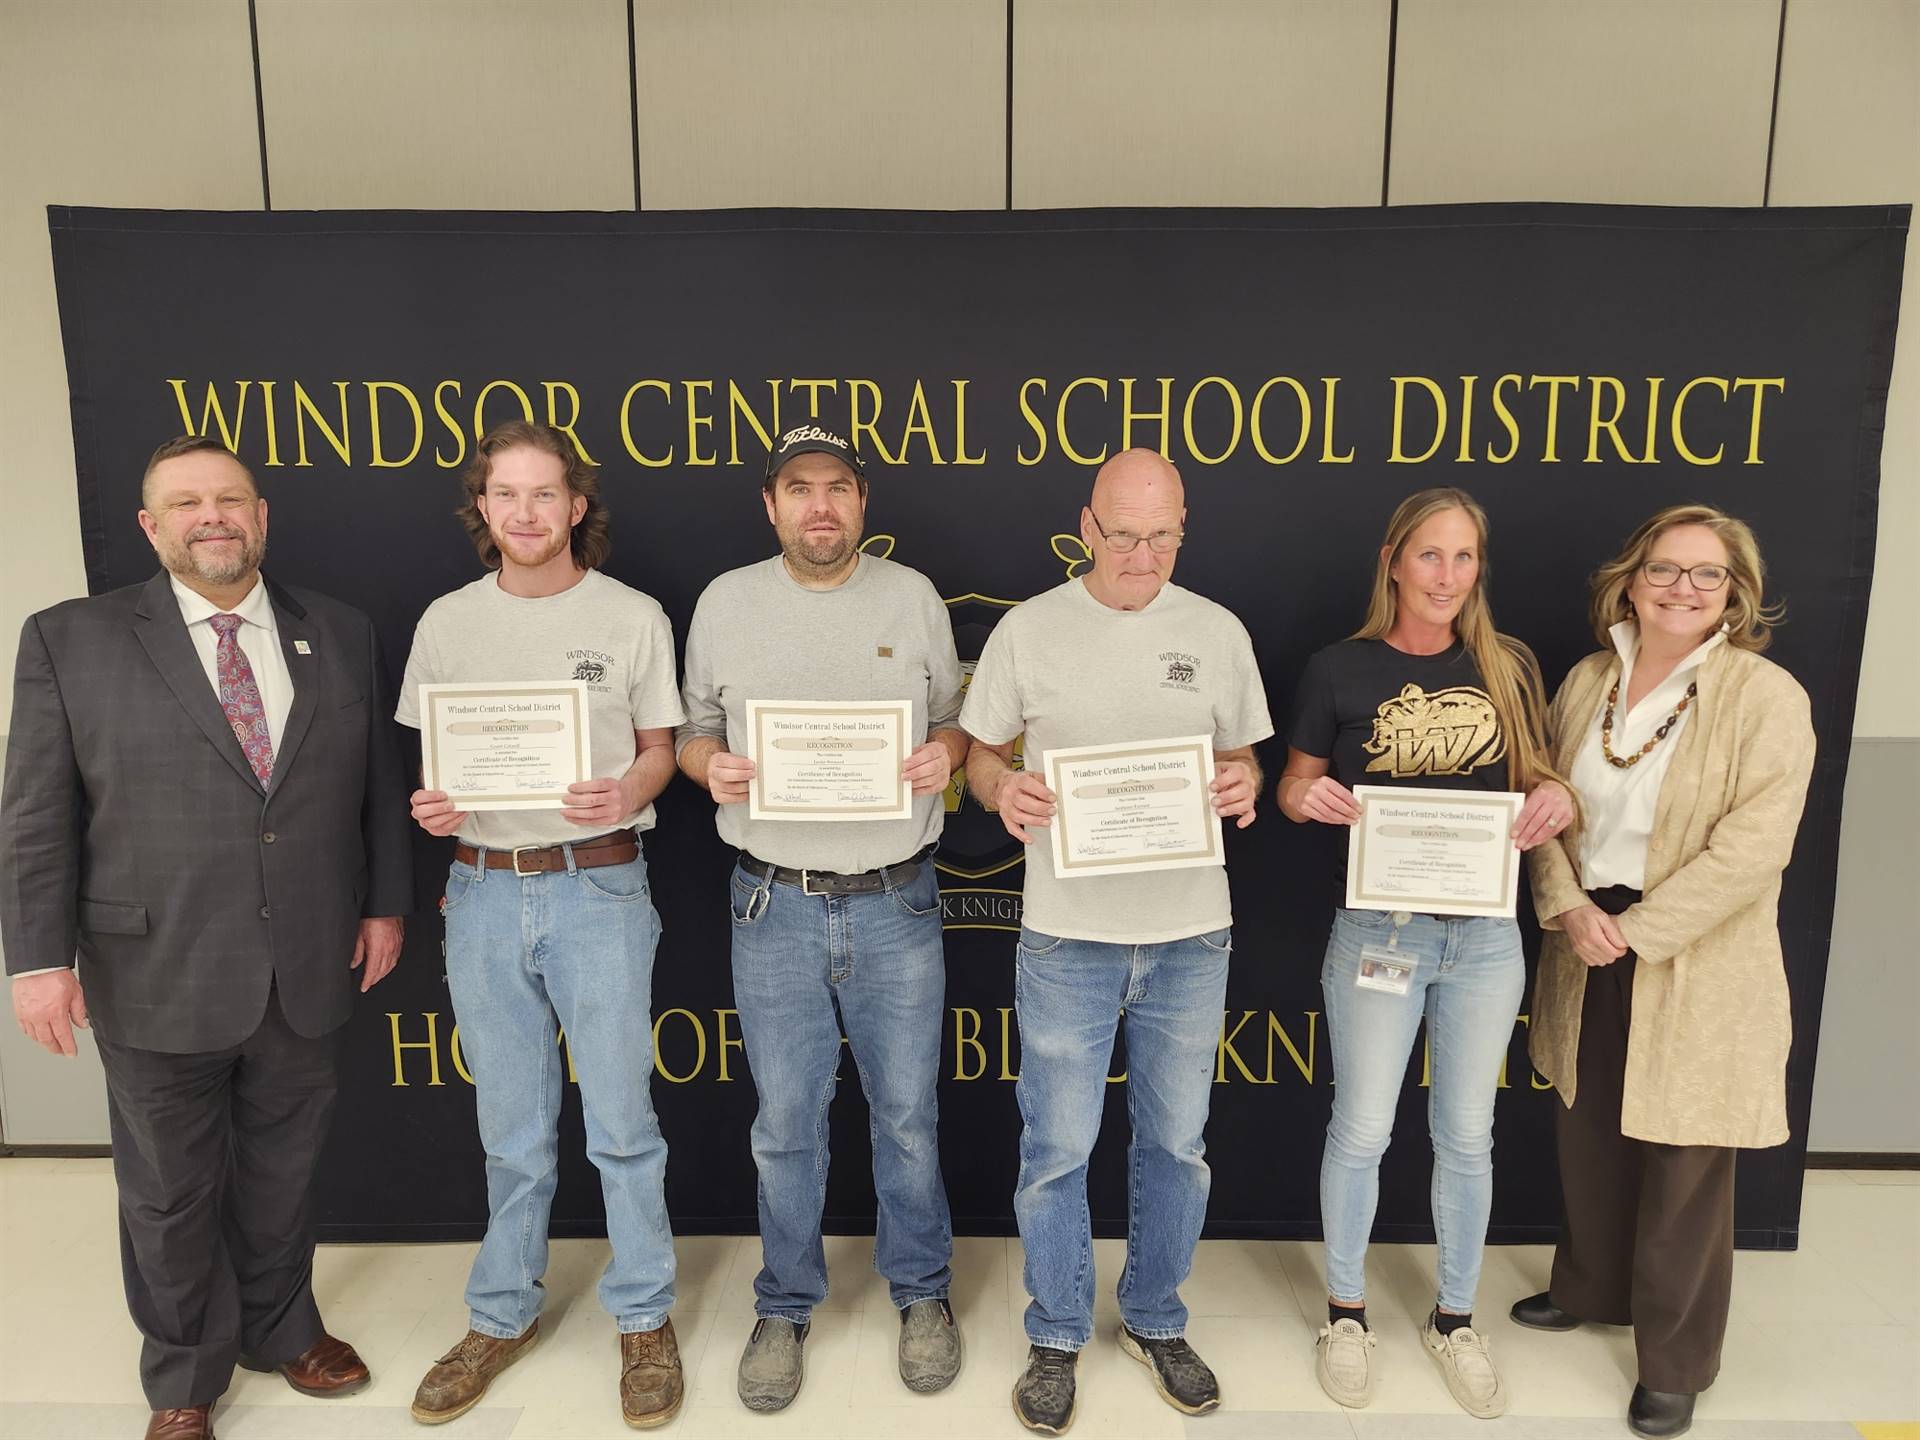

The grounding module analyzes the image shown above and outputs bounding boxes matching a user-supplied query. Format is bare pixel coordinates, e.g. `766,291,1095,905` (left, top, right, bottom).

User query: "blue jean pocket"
885,865,942,918
1337,906,1395,932
729,869,770,926
441,862,479,915
1017,925,1066,957
578,858,651,902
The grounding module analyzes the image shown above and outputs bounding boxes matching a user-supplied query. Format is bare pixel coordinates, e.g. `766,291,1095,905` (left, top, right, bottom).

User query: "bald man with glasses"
961,449,1273,1433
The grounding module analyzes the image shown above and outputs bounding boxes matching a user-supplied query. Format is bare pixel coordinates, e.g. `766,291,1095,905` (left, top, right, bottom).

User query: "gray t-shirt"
960,578,1274,945
676,553,964,873
396,569,685,848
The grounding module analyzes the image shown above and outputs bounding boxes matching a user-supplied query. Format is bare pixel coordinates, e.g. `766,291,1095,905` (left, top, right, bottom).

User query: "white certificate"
1345,785,1525,918
418,682,591,811
1042,736,1223,880
746,699,913,821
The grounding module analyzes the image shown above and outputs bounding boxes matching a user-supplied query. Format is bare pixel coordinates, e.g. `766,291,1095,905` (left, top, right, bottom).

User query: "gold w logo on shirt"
1362,683,1505,778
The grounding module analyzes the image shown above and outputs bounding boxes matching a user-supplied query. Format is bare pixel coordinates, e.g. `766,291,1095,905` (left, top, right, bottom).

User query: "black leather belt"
737,845,934,896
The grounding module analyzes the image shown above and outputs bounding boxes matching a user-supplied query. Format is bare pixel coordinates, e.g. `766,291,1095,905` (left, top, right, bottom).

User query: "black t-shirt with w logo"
1287,637,1514,892
1287,637,1512,794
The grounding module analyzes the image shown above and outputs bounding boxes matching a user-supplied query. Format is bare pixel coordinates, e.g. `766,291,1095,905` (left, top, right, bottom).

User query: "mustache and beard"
157,521,267,586
489,521,572,570
776,508,863,578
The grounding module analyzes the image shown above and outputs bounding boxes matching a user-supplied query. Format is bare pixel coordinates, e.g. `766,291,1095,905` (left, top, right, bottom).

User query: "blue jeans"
1013,925,1231,1351
728,856,953,1323
441,848,674,1338
1319,906,1525,1314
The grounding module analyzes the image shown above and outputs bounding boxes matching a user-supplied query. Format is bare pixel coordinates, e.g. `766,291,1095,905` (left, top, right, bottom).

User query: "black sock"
1432,1307,1472,1336
1329,1303,1368,1331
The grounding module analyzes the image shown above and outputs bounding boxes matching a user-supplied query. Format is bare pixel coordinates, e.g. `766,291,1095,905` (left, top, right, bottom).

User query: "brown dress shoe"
238,1333,371,1397
145,1406,214,1440
619,1319,685,1429
410,1323,538,1425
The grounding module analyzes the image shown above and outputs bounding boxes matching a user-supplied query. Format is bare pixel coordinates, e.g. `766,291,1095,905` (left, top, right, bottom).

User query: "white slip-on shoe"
1315,1317,1377,1408
1423,1316,1508,1419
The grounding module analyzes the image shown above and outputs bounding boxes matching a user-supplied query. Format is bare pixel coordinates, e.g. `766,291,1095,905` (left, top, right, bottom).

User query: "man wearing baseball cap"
678,423,971,1412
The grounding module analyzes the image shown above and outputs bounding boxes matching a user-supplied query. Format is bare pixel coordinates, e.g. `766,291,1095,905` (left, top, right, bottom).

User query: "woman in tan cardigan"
1510,504,1815,1439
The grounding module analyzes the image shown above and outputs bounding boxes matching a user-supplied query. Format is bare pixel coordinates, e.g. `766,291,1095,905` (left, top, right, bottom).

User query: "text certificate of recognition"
1042,736,1223,880
418,682,591,811
1345,785,1525,918
746,700,913,822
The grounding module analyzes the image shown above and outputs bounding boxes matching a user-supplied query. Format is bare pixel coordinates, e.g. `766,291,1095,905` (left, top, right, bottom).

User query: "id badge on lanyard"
1356,911,1417,996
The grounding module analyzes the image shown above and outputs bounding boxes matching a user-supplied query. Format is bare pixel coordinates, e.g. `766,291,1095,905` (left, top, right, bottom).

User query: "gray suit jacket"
1,570,414,1053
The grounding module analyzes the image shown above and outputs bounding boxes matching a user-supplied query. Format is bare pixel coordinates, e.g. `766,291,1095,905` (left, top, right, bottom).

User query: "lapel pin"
294,640,312,655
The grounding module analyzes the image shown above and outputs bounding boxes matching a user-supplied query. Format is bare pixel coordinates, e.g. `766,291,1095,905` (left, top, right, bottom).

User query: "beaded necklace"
1599,676,1697,768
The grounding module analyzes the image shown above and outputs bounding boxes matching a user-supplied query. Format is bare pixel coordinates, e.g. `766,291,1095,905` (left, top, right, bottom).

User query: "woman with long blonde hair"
1276,487,1575,1420
1510,505,1813,1439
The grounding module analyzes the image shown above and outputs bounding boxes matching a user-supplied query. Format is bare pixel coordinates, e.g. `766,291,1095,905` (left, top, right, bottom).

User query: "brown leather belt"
454,829,638,876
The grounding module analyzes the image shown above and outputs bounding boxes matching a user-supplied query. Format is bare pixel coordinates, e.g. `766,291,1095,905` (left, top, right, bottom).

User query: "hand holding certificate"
418,682,591,810
746,700,914,821
1345,785,1525,917
1041,736,1224,879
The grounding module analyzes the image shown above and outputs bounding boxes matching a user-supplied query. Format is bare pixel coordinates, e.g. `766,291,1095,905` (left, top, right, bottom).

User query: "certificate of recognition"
1345,785,1525,918
418,682,591,811
746,700,913,822
1042,736,1223,880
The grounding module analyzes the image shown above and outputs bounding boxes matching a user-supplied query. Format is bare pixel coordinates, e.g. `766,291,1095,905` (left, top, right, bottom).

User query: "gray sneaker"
1012,1344,1077,1435
737,1317,808,1412
898,1298,962,1392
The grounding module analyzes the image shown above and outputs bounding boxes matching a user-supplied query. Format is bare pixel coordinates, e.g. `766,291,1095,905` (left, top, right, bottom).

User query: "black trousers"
1547,886,1737,1394
94,988,339,1408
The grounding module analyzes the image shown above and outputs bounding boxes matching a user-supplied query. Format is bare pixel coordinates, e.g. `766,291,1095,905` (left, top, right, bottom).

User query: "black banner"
48,203,1906,1250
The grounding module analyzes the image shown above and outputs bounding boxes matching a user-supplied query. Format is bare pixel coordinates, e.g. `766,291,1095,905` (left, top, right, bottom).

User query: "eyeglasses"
1641,561,1729,592
1089,512,1184,555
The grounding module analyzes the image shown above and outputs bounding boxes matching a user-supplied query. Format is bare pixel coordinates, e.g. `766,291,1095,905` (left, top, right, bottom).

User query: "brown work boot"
410,1323,538,1425
619,1319,685,1429
145,1406,214,1439
239,1333,371,1397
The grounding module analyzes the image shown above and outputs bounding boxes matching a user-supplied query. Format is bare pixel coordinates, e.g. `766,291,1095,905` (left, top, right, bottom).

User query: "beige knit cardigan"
1527,641,1816,1148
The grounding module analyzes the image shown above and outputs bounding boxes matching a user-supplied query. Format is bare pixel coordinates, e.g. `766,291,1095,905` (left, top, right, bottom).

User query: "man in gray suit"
2,435,414,1440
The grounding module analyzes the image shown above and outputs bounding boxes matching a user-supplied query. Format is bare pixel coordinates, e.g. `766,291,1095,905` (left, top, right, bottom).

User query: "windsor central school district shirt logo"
1363,682,1505,777
568,649,614,690
1161,651,1200,690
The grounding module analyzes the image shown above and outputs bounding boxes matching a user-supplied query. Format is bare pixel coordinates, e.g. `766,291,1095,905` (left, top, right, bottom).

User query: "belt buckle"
800,869,828,897
511,845,544,876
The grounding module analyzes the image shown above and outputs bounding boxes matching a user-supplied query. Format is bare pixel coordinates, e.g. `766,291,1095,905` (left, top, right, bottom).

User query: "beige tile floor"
0,1158,1914,1438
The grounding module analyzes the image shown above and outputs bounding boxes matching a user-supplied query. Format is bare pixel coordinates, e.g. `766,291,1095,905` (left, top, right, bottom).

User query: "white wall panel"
1013,0,1390,208
1390,0,1779,205
0,0,261,732
1770,0,1920,739
258,0,634,210
634,0,1005,210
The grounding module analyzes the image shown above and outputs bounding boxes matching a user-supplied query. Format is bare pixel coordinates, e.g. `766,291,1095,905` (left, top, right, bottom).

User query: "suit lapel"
267,579,320,793
133,570,265,796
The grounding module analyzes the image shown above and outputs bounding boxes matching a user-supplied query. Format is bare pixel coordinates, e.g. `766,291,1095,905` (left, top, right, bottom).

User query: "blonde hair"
1351,487,1565,793
1588,504,1782,652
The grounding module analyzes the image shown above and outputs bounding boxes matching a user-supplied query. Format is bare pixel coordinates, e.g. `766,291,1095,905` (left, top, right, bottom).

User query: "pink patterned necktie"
209,613,274,784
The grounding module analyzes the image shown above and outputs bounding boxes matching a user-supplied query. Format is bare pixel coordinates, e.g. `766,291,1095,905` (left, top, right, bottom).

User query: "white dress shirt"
1571,620,1727,891
170,572,294,755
